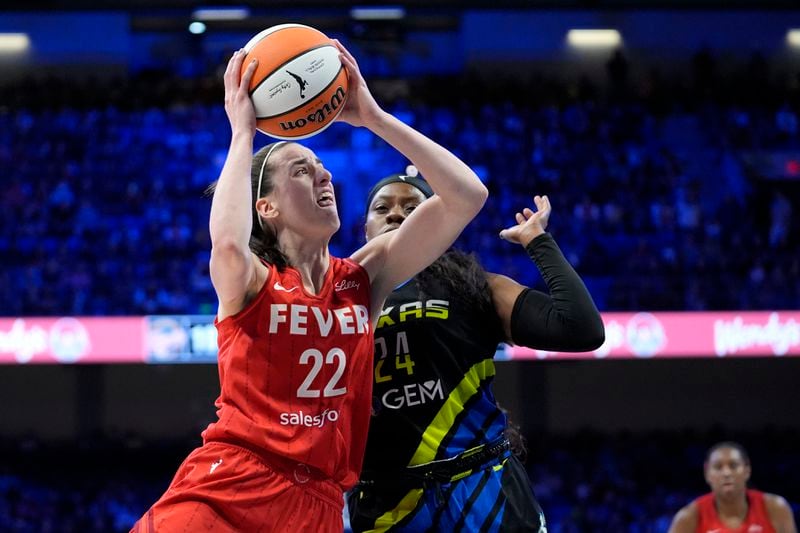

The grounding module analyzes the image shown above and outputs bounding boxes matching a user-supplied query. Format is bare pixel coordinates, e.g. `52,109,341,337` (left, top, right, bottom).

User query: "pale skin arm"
489,195,551,341
667,503,699,533
337,40,488,311
209,50,267,319
765,493,798,533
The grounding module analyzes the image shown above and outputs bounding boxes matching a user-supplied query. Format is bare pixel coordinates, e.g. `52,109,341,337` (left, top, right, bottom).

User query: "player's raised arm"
336,41,488,309
209,50,263,316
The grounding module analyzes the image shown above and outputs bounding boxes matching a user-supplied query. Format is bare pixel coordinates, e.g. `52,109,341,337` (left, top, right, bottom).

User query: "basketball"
240,24,349,140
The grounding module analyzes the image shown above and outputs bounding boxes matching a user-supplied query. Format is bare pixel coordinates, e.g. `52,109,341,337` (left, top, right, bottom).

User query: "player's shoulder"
677,500,700,518
334,254,371,282
669,501,699,533
762,492,793,515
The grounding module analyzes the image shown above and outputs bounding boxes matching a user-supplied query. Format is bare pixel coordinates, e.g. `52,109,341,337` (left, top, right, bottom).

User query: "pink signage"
2,312,799,364
0,317,146,364
503,311,800,360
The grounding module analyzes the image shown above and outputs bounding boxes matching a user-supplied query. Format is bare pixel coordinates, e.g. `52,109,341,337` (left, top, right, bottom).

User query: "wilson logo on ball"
279,86,346,132
241,23,349,140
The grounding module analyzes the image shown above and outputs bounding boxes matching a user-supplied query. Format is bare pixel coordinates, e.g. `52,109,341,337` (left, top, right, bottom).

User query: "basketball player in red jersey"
668,442,797,533
131,41,487,532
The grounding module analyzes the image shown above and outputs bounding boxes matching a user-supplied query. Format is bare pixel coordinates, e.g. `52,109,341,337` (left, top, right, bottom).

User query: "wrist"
521,230,547,249
524,232,551,253
364,108,394,133
230,129,255,144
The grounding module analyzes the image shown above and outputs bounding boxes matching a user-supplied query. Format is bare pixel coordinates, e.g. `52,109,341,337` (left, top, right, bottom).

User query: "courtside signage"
0,317,145,364
501,311,800,360
1,311,799,364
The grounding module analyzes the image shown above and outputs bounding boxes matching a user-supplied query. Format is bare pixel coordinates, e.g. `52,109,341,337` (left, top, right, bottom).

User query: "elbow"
581,313,606,351
210,235,250,261
585,317,606,350
573,312,605,351
210,238,252,284
464,181,489,217
560,313,605,352
209,220,249,253
475,182,489,207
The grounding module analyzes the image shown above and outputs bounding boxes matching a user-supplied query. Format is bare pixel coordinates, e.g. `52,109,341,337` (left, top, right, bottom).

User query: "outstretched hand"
331,39,383,127
223,49,257,137
499,195,552,247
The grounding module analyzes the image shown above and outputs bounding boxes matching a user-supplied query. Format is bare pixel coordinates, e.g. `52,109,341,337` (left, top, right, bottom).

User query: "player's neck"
283,244,331,294
715,491,749,524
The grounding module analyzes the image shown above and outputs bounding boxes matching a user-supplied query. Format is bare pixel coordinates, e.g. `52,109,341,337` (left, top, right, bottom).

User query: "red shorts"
131,441,344,533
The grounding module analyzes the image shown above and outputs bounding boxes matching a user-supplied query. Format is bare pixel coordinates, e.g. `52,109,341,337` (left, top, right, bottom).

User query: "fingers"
499,227,518,242
333,39,360,80
223,51,236,90
224,49,246,92
527,194,551,215
515,212,526,225
539,194,550,211
333,39,357,65
240,57,258,92
338,51,358,79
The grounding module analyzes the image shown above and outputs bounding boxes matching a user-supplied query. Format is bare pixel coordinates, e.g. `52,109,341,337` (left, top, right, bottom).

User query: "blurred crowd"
1,429,797,532
2,49,799,533
3,71,799,316
2,56,799,316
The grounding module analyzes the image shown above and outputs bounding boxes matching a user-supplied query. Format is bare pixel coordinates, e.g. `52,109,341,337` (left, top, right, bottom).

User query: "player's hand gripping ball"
240,24,349,140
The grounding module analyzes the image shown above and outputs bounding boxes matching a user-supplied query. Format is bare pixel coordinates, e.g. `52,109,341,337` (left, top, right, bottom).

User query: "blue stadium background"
1,2,799,531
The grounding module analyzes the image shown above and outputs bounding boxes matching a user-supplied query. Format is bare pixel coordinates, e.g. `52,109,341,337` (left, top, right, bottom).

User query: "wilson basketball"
241,24,349,140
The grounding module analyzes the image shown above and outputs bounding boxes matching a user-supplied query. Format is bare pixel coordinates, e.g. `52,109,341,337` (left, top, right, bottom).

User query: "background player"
668,441,797,533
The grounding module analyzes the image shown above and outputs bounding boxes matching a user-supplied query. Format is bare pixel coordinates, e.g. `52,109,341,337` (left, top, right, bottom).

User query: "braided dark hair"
415,249,497,327
502,408,529,463
418,252,524,459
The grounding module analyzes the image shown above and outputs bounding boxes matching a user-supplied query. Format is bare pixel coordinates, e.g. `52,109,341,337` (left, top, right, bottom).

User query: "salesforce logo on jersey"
280,408,340,428
382,379,444,409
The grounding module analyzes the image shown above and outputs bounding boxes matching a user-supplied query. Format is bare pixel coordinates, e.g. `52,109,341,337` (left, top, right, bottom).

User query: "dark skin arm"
490,195,551,341
667,502,699,533
765,493,798,533
491,195,605,350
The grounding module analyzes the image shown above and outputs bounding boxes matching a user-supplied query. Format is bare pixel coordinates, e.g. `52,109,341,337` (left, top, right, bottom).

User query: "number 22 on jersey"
297,347,347,397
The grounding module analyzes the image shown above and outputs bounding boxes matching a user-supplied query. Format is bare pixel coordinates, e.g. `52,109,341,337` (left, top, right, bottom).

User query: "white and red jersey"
202,257,373,490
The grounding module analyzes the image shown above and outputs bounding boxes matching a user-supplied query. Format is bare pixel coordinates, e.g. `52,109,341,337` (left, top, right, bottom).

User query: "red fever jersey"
695,490,776,533
202,257,373,490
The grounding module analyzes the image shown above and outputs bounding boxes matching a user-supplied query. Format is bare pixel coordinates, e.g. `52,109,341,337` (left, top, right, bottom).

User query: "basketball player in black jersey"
347,172,605,532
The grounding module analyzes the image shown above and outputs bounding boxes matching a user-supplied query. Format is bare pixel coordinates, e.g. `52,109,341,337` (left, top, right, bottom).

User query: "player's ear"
257,196,279,220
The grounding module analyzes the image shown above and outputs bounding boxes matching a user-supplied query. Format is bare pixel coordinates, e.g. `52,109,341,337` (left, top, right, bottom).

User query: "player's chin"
316,203,338,216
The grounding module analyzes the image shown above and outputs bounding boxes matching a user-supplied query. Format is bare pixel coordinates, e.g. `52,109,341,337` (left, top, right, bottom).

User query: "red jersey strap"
695,490,776,533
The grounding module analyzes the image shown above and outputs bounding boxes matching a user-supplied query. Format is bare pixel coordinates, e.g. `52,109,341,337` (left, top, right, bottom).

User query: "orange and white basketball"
241,24,349,140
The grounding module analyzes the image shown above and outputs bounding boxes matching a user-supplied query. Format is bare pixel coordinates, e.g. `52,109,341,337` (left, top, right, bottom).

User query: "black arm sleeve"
509,233,605,352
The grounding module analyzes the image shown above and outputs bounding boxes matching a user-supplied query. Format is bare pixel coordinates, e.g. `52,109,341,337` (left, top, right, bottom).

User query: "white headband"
255,141,287,229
